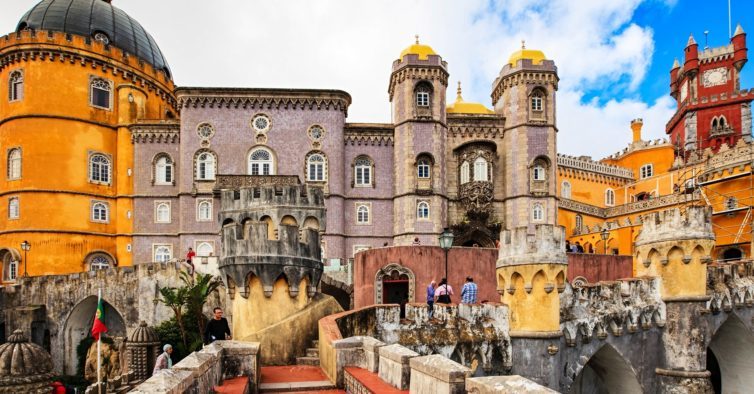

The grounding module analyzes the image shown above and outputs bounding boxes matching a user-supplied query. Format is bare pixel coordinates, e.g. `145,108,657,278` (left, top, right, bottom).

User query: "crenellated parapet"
498,225,567,267
218,181,326,299
706,261,754,314
636,206,714,246
560,277,666,346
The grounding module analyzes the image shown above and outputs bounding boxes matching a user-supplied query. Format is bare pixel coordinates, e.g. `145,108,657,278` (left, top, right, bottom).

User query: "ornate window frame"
374,263,415,305
196,123,215,140
532,203,544,222
8,196,19,220
353,155,374,188
561,181,571,199
8,69,23,102
529,87,546,120
196,199,213,222
85,252,114,271
575,214,583,233
529,156,550,195
154,201,172,224
194,241,215,262
473,157,489,182
90,200,109,223
417,157,432,179
640,164,653,179
194,149,218,181
152,244,173,263
88,152,112,185
89,76,113,110
152,153,175,185
460,161,470,184
248,146,276,175
251,113,272,133
605,188,615,206
305,151,327,183
417,200,430,220
308,124,326,141
355,202,371,225
7,147,21,180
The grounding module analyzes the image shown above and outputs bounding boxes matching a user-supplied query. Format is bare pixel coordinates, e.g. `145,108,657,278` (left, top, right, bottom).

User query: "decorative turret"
684,34,699,76
732,23,748,71
631,118,644,143
0,330,54,393
126,321,161,381
669,59,681,98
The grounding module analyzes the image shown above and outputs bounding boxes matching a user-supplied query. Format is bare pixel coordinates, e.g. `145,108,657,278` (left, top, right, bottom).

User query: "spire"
456,81,463,101
687,34,696,47
672,58,680,69
415,34,419,45
521,40,526,50
734,23,745,36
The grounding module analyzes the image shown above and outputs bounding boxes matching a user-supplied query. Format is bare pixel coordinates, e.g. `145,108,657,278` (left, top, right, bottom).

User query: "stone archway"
374,263,415,306
570,344,643,394
62,296,126,375
707,315,754,393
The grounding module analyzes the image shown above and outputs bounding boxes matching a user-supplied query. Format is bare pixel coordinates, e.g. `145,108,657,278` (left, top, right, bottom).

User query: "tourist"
205,307,232,344
588,244,594,254
426,280,436,318
565,240,571,253
461,277,478,304
153,344,173,374
50,381,66,394
185,247,196,275
412,237,421,245
435,278,453,304
576,242,584,253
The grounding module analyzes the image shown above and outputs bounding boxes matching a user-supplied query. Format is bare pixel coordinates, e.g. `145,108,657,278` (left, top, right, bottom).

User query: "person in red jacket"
185,247,196,275
50,381,66,394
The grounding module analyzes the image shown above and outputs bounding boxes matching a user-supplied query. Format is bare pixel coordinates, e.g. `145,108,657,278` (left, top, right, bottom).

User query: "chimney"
631,118,643,143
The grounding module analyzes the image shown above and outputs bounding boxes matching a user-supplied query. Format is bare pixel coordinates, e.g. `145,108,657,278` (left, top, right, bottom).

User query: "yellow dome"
508,41,546,66
399,36,437,60
446,82,494,115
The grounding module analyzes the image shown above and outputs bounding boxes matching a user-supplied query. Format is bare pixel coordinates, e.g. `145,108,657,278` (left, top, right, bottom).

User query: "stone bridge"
0,262,224,375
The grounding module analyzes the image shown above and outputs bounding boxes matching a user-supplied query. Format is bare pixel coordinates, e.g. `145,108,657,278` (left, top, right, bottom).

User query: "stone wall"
566,253,633,284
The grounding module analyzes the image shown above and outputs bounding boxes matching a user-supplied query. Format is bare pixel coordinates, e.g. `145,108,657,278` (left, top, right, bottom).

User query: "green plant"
183,272,222,342
154,316,203,363
158,285,188,348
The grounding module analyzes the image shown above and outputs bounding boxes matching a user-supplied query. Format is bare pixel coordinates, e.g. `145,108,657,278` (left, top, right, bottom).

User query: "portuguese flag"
91,296,108,340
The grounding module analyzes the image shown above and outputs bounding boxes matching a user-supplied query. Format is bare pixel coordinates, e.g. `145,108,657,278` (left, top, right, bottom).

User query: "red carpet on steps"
260,365,330,383
344,367,409,394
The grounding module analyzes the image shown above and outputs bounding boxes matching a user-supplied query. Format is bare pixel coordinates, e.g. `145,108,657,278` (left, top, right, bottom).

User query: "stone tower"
218,177,330,363
388,38,449,245
635,206,716,392
493,46,566,387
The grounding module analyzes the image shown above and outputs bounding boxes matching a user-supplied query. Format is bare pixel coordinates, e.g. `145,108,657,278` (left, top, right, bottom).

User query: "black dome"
17,0,171,77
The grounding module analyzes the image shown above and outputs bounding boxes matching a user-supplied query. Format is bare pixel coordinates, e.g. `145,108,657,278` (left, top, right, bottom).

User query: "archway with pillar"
570,344,643,394
62,296,126,375
706,314,754,394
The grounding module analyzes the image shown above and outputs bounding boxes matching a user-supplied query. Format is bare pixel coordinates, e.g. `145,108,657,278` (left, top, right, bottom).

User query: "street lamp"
20,240,30,277
438,228,455,288
600,228,609,255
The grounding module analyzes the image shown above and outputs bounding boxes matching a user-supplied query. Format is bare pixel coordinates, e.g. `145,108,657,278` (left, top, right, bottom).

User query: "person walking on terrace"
426,280,436,318
461,276,478,304
435,278,453,304
204,307,232,344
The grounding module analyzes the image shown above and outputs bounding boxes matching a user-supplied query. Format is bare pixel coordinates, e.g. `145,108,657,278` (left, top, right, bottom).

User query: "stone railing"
698,141,754,182
706,261,754,314
558,198,607,218
129,340,260,394
557,154,634,179
606,191,701,217
560,277,666,346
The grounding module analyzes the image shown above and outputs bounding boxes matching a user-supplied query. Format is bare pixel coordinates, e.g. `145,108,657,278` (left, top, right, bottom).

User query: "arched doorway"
707,315,754,393
720,247,743,262
374,264,415,316
62,296,126,375
570,344,643,393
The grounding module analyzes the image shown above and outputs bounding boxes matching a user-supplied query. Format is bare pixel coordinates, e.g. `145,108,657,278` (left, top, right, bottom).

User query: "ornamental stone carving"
0,330,54,393
374,263,415,305
460,181,494,215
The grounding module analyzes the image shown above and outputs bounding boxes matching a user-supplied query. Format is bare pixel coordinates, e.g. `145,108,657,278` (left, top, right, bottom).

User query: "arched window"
561,181,571,199
153,245,172,262
532,203,544,221
8,70,23,101
8,197,19,219
154,154,174,185
155,202,171,223
712,118,719,129
89,154,111,184
354,156,373,187
7,148,21,180
357,204,369,224
530,89,545,119
473,158,489,181
416,84,431,107
90,78,112,109
460,161,470,184
417,159,431,179
640,164,653,179
417,201,430,219
196,151,216,180
89,254,111,271
575,214,583,232
605,189,615,206
307,153,326,182
197,200,212,221
532,165,545,181
6,260,17,281
719,116,727,128
248,148,274,175
196,242,214,257
91,201,108,222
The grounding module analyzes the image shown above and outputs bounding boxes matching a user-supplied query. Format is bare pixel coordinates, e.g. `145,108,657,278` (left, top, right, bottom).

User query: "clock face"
703,67,728,87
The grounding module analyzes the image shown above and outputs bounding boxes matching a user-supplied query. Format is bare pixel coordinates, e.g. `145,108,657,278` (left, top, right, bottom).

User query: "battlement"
491,61,558,106
699,43,734,63
635,206,714,246
603,138,671,161
561,277,665,345
706,260,754,313
666,89,753,132
218,179,324,211
557,154,634,179
0,29,174,92
498,224,567,267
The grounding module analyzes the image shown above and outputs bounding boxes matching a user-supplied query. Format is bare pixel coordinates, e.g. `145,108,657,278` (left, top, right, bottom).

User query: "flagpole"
97,288,102,394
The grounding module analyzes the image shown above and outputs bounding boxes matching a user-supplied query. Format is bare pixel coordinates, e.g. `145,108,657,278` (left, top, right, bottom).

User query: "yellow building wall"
496,264,565,333
231,276,311,340
0,30,175,279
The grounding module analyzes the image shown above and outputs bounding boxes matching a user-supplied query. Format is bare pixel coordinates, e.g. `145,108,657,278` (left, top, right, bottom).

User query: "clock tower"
667,25,752,153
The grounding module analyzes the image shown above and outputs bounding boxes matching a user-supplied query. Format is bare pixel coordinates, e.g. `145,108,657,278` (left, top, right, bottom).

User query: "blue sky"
1,1,753,157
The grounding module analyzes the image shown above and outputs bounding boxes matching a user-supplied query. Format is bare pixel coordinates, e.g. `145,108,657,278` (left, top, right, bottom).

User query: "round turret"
126,321,161,380
0,330,54,393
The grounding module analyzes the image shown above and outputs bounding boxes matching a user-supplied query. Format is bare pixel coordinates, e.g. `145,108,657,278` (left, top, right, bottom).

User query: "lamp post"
600,228,609,255
20,240,30,277
438,228,455,286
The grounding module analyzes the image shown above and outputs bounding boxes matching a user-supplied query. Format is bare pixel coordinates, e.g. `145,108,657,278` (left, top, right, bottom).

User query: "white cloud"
0,0,675,157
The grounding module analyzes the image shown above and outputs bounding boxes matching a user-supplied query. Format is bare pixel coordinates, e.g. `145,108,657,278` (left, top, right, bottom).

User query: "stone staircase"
295,339,320,366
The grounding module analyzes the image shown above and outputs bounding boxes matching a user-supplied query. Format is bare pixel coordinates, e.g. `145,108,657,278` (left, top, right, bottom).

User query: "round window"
252,114,271,133
309,125,325,140
93,32,110,45
197,123,215,139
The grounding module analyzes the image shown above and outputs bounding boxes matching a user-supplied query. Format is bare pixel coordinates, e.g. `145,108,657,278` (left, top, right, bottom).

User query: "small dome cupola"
0,330,54,392
399,35,439,60
446,81,494,115
508,40,547,66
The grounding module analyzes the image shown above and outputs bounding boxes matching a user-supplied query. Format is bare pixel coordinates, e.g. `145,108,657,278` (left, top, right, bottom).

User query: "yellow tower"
0,0,175,279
